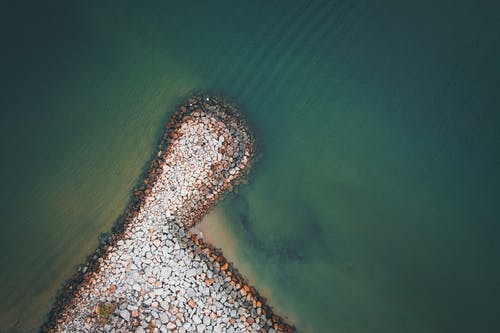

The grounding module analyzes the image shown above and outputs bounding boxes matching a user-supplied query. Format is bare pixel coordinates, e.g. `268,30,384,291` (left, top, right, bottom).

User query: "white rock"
161,267,172,278
192,314,202,325
119,310,130,321
159,312,169,324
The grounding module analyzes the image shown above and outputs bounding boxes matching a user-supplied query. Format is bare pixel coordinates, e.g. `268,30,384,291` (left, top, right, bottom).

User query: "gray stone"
119,310,130,321
159,312,169,324
161,267,172,278
186,268,197,277
192,314,202,325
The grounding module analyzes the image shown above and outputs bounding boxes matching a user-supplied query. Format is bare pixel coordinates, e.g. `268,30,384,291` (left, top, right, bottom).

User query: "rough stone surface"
43,97,294,333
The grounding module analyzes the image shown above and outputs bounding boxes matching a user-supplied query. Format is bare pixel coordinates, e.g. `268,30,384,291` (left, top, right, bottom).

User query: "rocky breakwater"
41,96,295,333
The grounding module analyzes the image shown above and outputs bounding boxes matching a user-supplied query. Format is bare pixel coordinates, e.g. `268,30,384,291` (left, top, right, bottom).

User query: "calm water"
1,1,499,332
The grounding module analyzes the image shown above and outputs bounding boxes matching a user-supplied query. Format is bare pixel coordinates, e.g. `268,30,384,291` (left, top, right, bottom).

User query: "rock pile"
41,96,295,333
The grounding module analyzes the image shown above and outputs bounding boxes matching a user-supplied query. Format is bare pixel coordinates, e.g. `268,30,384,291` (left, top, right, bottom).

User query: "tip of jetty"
41,96,295,333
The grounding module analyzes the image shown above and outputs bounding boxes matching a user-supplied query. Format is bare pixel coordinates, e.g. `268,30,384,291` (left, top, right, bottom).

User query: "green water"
1,1,499,332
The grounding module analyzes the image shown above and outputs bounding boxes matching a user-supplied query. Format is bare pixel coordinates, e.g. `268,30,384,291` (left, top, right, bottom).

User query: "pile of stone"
41,96,295,333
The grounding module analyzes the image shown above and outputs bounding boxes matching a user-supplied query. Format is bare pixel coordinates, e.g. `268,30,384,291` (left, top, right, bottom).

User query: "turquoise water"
1,1,499,332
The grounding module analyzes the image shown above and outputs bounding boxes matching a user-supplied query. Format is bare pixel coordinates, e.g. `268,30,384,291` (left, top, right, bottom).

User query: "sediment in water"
40,96,295,333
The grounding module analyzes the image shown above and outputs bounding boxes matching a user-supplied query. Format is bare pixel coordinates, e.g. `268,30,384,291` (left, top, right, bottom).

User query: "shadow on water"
229,192,331,266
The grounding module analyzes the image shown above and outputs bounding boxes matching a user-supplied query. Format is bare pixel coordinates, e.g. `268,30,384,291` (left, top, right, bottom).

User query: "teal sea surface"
1,1,499,332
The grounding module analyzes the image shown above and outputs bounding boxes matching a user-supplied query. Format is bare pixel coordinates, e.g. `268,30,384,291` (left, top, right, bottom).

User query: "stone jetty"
41,96,295,333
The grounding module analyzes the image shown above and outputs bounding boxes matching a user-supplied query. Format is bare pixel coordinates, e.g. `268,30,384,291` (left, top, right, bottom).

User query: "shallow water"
1,1,500,332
